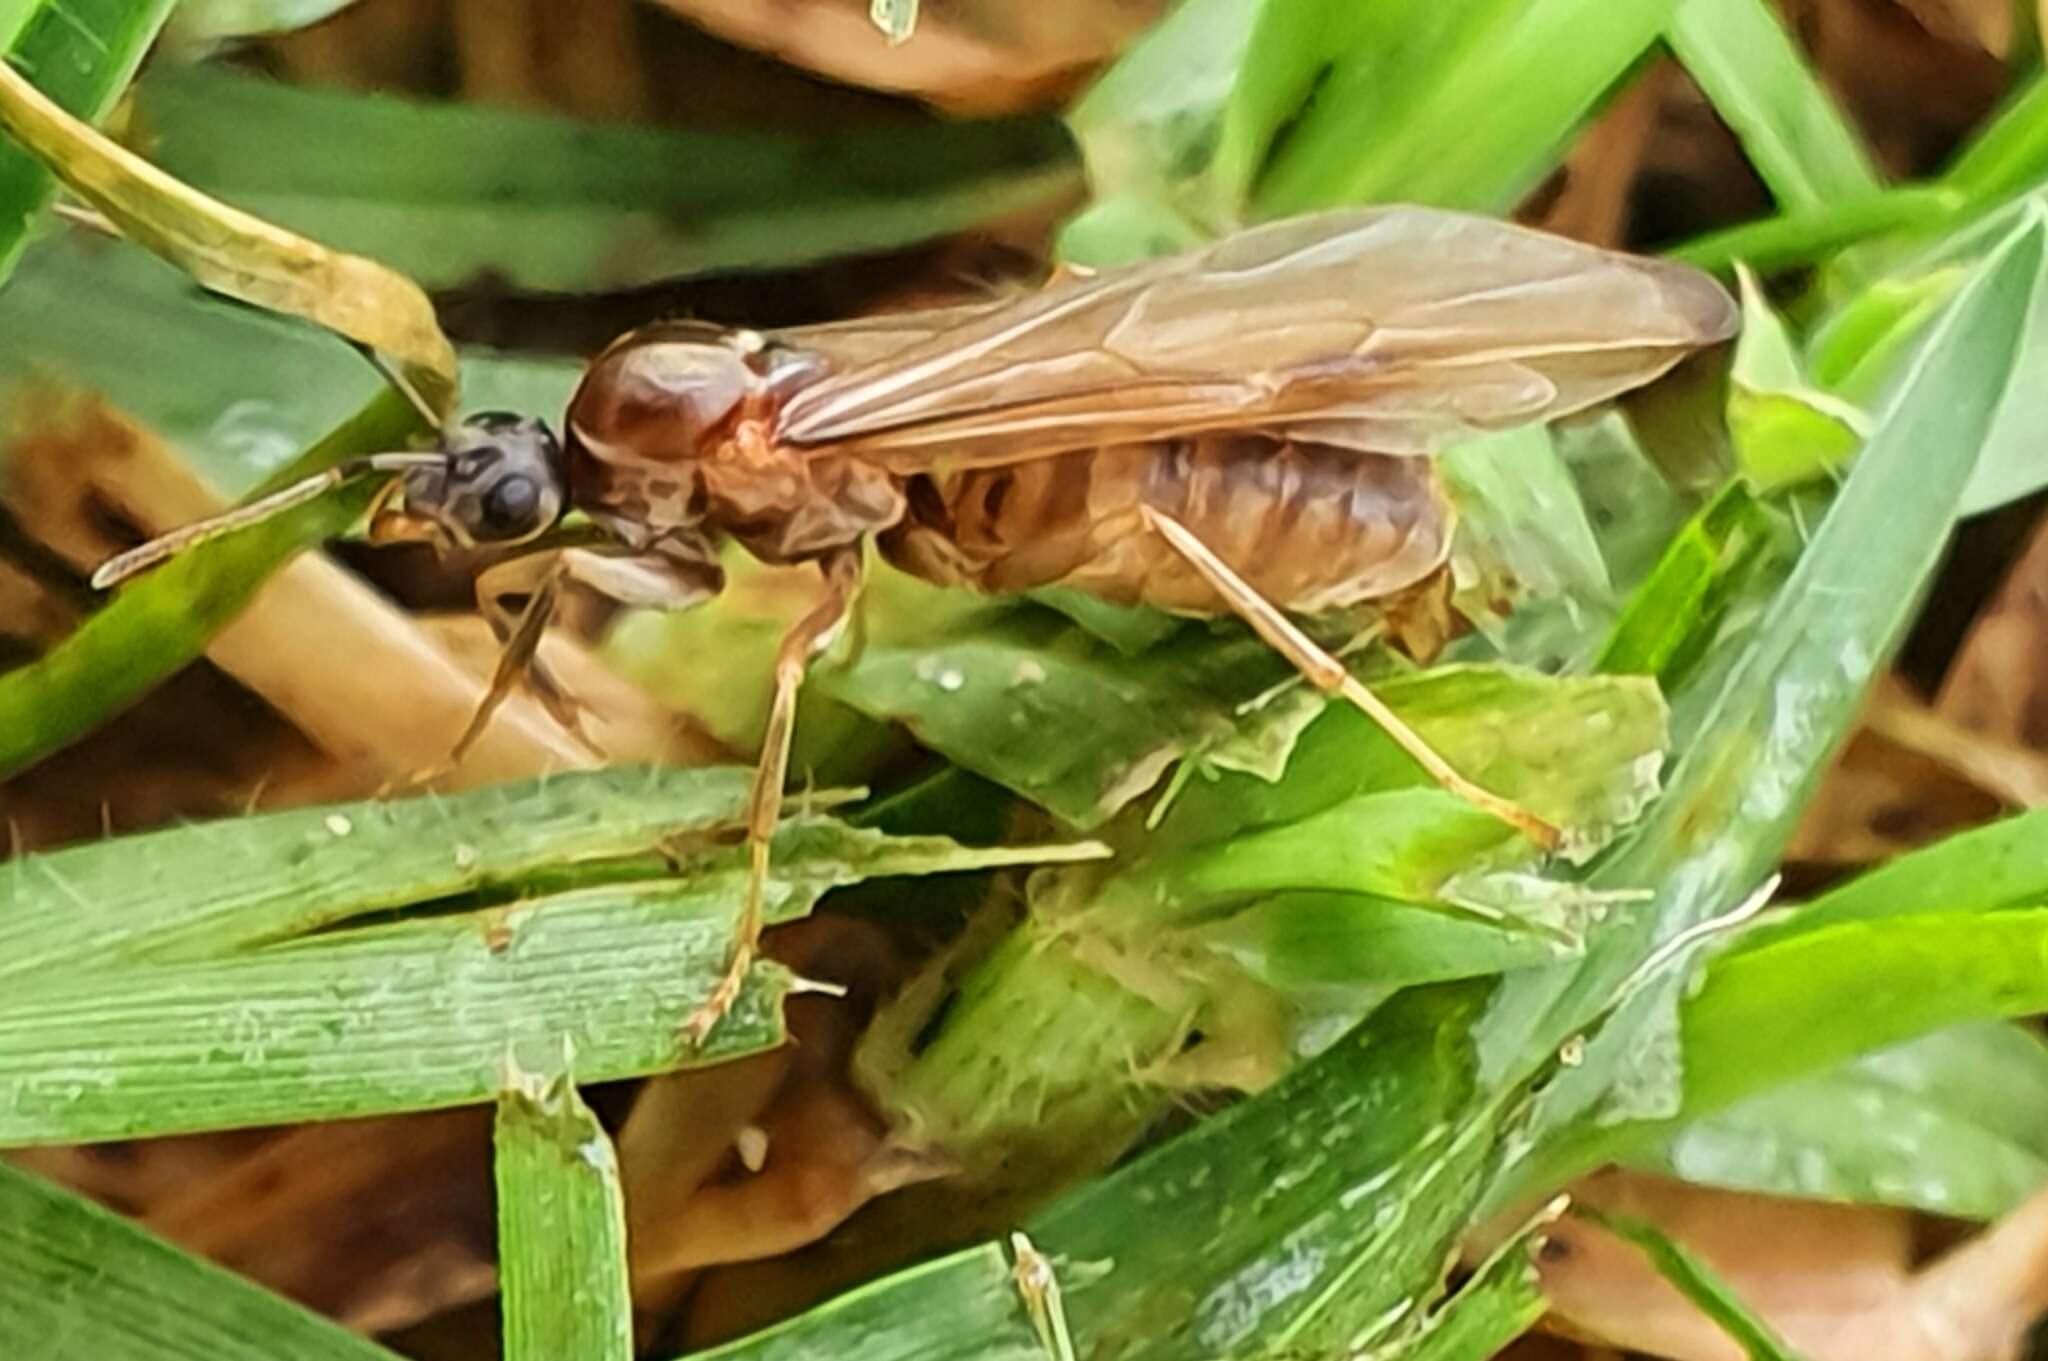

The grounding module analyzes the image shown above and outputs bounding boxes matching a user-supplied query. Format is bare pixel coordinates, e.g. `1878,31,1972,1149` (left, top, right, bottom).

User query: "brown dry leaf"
140,1110,498,1334
630,919,949,1352
0,60,458,418
1538,1170,1912,1359
9,1115,497,1338
1868,682,2048,808
1939,511,2048,753
1780,0,2008,174
1533,62,1673,247
1893,0,2016,54
5,1132,278,1221
0,556,80,650
638,0,1165,113
448,0,652,119
262,0,451,92
1538,1170,2048,1361
624,1048,794,1342
1788,675,2003,866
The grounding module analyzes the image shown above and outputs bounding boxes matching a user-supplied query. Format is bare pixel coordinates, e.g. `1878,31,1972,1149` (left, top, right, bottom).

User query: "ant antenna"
91,451,449,590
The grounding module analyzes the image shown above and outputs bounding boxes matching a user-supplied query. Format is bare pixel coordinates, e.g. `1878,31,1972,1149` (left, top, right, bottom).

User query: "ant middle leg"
683,546,864,1043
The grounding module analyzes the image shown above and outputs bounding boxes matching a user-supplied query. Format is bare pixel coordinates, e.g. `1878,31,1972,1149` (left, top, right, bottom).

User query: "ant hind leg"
1138,506,1560,851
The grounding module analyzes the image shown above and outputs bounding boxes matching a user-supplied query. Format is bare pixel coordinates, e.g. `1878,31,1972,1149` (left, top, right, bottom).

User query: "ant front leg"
444,549,586,771
1137,506,1561,851
439,535,725,773
684,546,864,1045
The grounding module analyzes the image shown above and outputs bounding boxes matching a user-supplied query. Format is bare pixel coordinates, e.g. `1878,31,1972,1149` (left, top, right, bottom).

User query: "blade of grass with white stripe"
0,1161,403,1361
1632,1021,2048,1220
1485,209,2043,1144
497,1064,631,1361
1399,1201,1558,1360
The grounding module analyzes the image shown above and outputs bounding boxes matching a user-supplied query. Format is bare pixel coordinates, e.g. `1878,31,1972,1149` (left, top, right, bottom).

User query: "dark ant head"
403,411,569,549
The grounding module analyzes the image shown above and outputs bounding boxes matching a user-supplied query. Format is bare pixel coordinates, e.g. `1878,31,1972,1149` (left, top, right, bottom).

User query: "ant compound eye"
482,473,542,533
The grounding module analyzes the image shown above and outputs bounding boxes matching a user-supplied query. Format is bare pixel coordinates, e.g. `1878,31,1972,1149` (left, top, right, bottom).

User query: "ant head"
404,412,569,549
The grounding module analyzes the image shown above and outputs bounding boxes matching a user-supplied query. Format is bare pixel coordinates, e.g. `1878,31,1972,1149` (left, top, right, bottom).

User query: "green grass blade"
983,982,1515,1350
1510,904,2048,1202
1666,187,1968,274
0,1162,402,1361
1741,804,2048,950
1206,0,1364,210
712,905,2048,1361
1394,1206,1552,1360
1594,483,1794,687
1725,267,1869,490
1441,426,1615,618
1057,0,1266,260
1682,909,2048,1119
0,876,788,1144
1942,74,2048,211
0,388,422,780
1059,0,1672,251
1806,264,1968,399
1959,273,2048,514
0,770,1104,1143
821,590,1665,831
0,830,1097,1144
1665,0,1882,214
0,766,764,978
1578,1207,1810,1361
701,986,1534,1359
684,1243,1041,1361
816,603,1294,827
714,987,1502,1360
496,1067,632,1361
1190,889,1584,992
1253,0,1674,216
1484,210,2043,1137
0,0,175,282
861,663,1664,1189
1635,1022,2048,1219
706,984,1517,1361
138,63,1077,293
